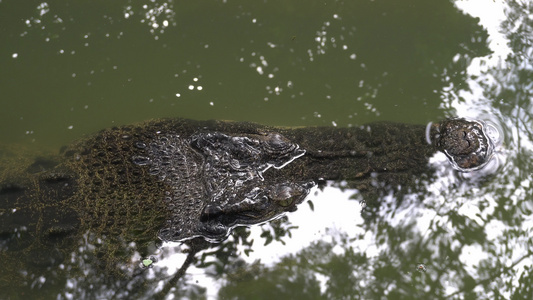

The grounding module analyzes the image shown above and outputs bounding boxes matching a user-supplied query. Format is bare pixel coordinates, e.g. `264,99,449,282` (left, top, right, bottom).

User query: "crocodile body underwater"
0,118,494,283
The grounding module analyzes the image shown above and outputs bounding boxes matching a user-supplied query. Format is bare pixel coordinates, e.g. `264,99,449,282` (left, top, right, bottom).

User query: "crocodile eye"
277,198,294,207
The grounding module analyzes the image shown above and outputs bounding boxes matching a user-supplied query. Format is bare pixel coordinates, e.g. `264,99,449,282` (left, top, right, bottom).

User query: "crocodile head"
133,127,310,242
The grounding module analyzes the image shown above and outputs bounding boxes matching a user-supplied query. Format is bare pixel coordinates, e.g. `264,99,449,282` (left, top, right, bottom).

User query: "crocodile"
0,118,494,288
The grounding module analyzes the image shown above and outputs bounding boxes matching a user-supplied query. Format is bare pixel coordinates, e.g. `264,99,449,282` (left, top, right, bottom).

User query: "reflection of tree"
476,1,533,298
215,209,531,299
215,231,434,299
218,257,324,300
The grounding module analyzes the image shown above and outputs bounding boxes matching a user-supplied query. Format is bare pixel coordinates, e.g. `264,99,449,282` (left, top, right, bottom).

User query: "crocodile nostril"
200,205,223,222
436,118,495,171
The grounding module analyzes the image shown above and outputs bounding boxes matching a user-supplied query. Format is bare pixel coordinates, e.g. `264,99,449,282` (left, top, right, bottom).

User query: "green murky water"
1,0,532,299
1,0,481,148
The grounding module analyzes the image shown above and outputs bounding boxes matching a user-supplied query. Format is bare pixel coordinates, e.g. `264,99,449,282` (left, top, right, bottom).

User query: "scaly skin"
0,118,491,290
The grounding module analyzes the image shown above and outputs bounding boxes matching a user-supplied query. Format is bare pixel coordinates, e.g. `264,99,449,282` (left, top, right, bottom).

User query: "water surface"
0,0,532,299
